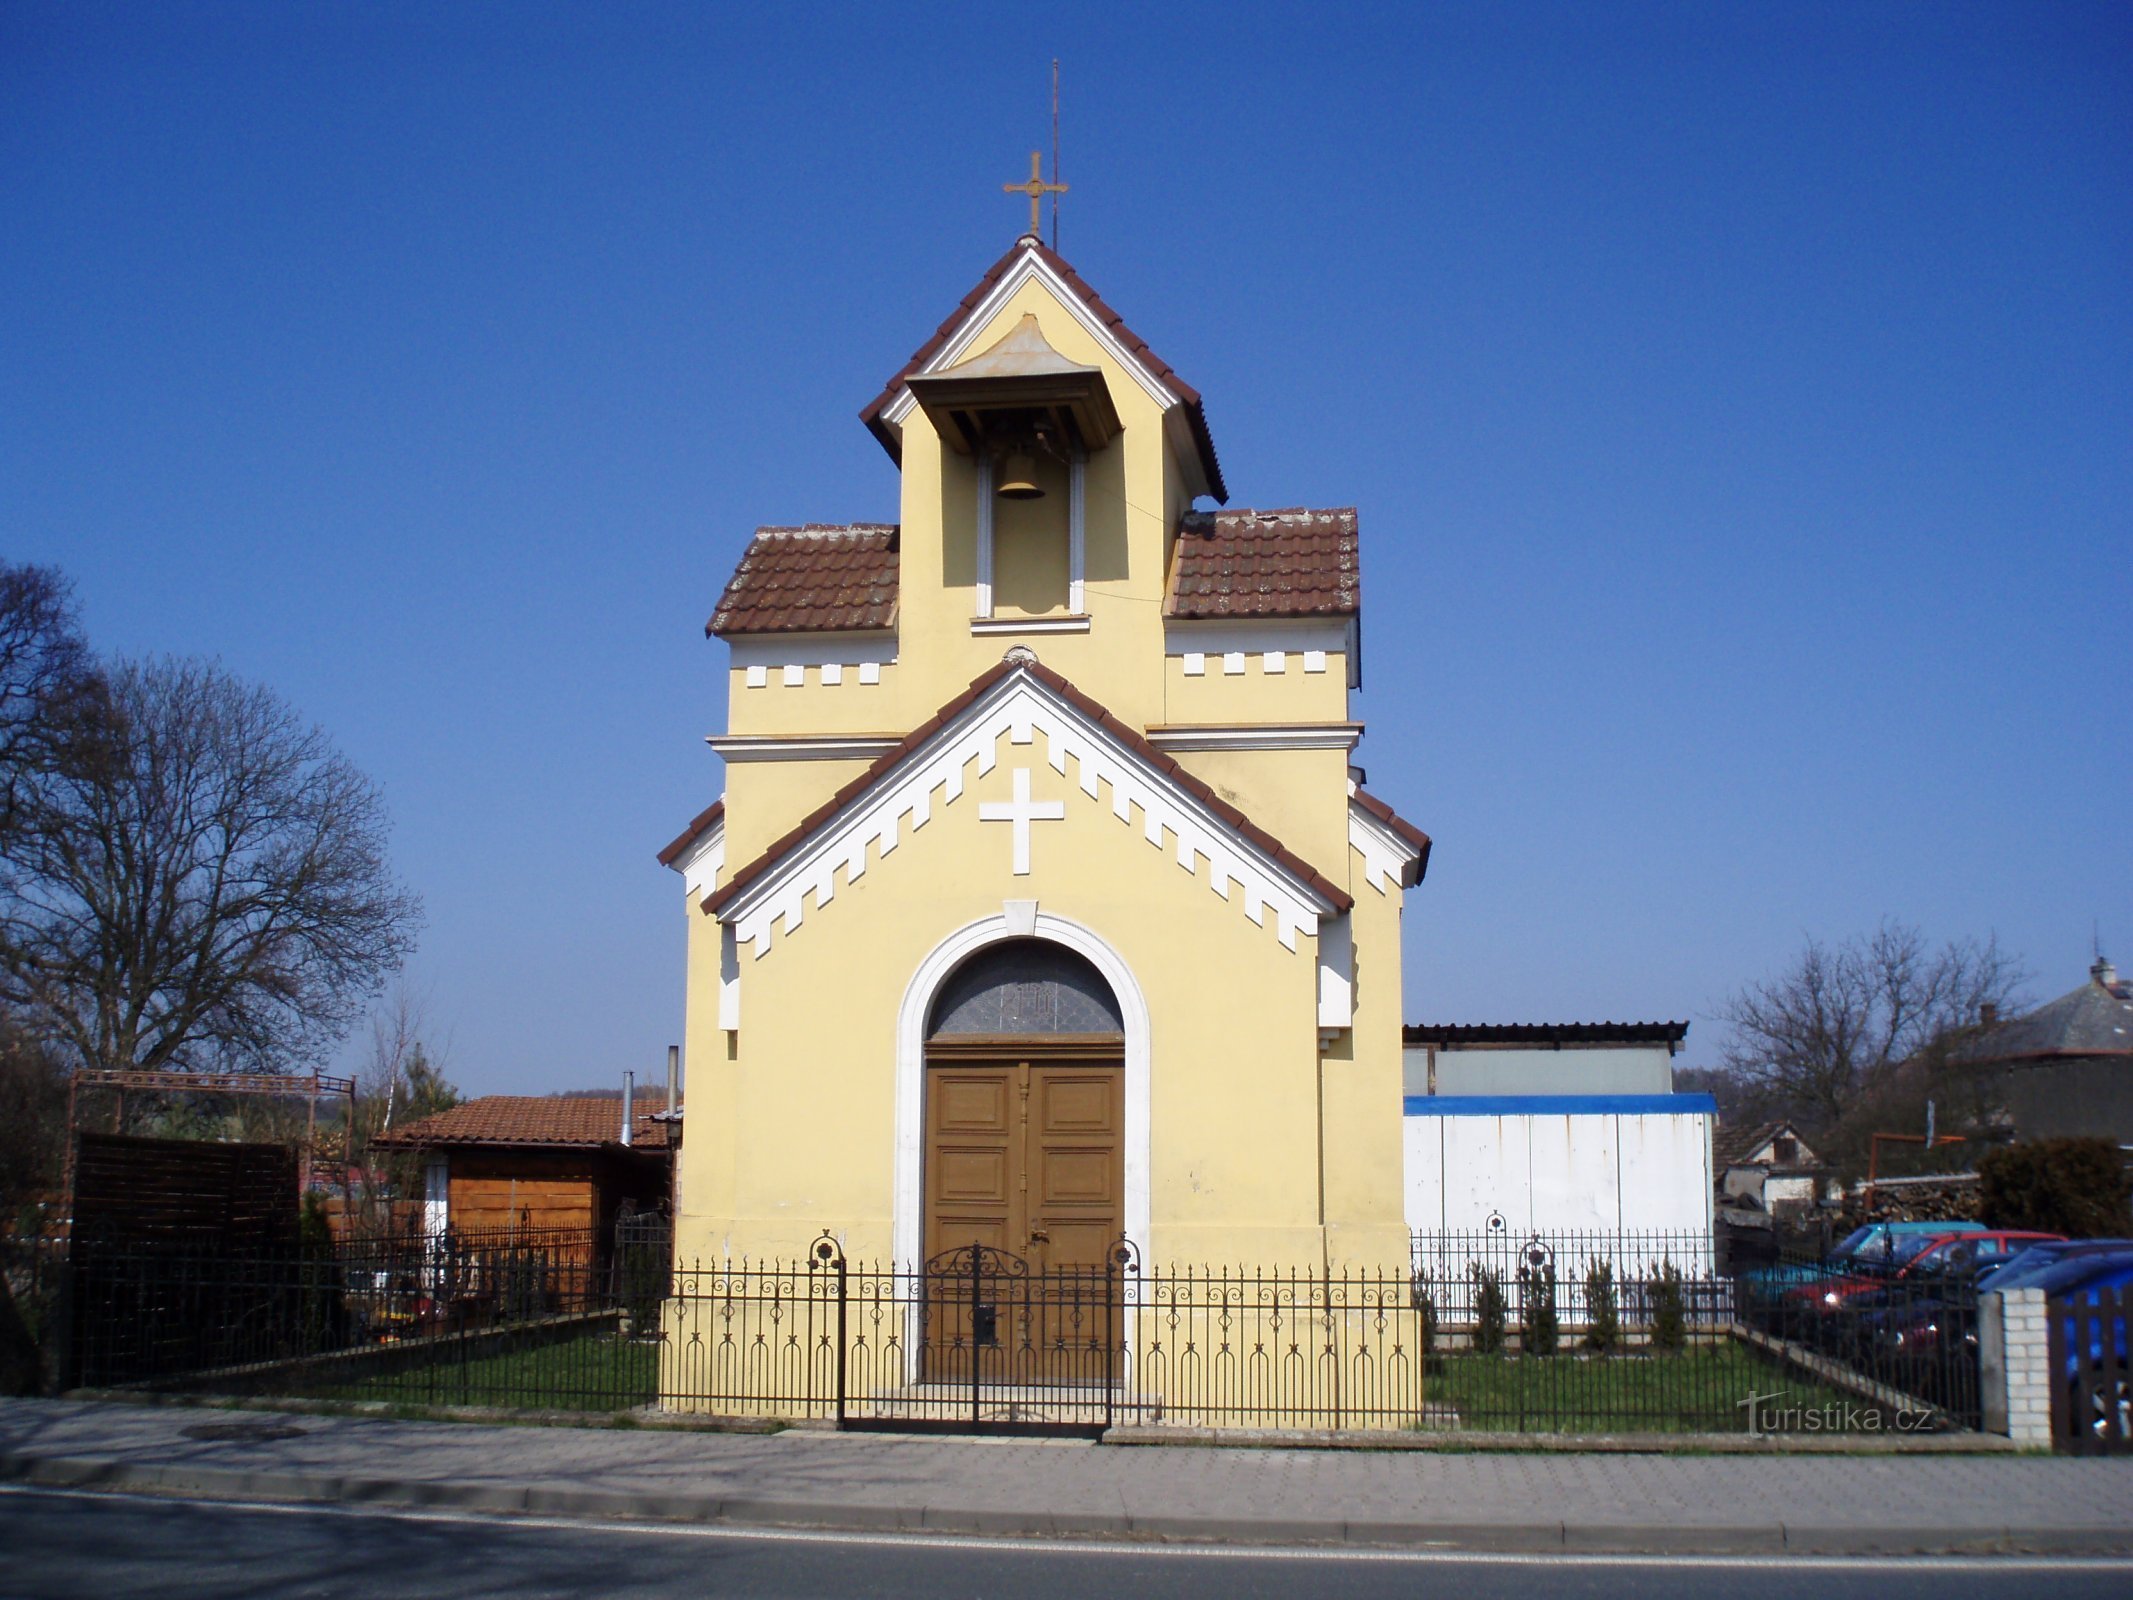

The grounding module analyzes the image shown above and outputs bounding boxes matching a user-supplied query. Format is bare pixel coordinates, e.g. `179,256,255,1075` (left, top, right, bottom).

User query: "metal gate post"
967,1243,982,1429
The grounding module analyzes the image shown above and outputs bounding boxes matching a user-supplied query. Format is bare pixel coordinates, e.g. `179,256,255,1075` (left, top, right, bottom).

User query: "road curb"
3,1450,2130,1555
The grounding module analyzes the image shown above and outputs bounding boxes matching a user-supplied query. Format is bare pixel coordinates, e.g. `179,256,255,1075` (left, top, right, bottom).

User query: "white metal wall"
1403,1106,1713,1236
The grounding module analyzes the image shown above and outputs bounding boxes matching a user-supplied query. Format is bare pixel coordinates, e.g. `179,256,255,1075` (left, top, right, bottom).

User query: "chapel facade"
659,234,1430,1277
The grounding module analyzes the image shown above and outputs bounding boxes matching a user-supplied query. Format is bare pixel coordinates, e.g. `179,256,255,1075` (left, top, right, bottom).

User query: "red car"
1785,1230,2065,1315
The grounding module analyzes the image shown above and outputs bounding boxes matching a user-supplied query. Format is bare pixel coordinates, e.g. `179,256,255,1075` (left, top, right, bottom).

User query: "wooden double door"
923,1049,1124,1383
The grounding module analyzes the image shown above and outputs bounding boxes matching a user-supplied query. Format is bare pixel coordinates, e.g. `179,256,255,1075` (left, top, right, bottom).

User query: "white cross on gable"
978,766,1066,877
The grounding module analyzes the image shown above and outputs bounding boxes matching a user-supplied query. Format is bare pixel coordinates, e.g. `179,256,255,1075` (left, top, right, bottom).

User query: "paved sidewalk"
2,1397,2129,1555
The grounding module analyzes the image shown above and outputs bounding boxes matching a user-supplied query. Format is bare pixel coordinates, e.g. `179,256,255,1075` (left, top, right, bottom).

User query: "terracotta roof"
859,238,1227,503
1351,784,1432,881
703,658,1352,920
1402,1021,1691,1048
1168,508,1359,620
373,1096,673,1152
1713,1119,1819,1171
657,799,724,869
707,525,899,638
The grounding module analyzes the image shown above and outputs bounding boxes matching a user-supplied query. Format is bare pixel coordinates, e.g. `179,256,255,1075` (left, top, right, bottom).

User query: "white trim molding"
1165,616,1360,689
1145,723,1362,754
894,911,1152,1273
1348,789,1427,894
975,451,995,618
708,734,902,764
670,809,726,902
713,665,1344,960
1068,445,1086,613
970,615,1092,636
728,634,898,671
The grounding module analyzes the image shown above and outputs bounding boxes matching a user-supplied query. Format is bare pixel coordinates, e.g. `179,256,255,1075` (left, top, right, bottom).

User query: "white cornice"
970,615,1092,635
707,734,901,764
714,667,1341,960
669,811,726,901
882,248,1179,429
726,634,898,670
1348,792,1425,895
1147,723,1362,753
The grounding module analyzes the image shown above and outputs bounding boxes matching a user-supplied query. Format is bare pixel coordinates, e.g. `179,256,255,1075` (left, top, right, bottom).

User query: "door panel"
924,1056,1123,1385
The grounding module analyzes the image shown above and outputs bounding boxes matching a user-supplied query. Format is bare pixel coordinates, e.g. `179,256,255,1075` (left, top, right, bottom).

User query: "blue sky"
4,2,2127,1094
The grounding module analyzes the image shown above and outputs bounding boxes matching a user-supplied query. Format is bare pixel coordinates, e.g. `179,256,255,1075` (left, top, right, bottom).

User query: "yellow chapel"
658,230,1431,1284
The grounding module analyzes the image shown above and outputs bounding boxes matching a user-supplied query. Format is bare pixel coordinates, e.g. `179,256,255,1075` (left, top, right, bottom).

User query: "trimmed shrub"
1649,1261,1687,1352
1977,1138,2133,1237
1583,1259,1620,1353
1520,1262,1560,1356
1472,1264,1508,1355
1412,1276,1438,1357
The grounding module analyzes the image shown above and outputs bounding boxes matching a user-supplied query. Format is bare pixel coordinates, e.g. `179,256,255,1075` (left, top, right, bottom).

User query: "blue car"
1978,1240,2133,1295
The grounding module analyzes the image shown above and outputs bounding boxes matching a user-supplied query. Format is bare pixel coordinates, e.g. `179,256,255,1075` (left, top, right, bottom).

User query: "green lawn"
319,1329,659,1413
1425,1342,1881,1433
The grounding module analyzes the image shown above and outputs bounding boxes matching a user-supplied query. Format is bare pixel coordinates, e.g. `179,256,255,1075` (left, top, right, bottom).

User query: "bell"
996,448,1044,500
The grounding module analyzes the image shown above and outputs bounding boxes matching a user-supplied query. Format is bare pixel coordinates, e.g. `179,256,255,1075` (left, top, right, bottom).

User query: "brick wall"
1980,1287,2053,1446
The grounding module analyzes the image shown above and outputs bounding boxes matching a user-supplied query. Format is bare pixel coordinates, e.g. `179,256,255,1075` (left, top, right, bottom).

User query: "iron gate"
823,1234,1136,1437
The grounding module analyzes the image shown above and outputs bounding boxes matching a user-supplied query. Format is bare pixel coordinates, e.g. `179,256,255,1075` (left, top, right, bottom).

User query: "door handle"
1029,1229,1050,1243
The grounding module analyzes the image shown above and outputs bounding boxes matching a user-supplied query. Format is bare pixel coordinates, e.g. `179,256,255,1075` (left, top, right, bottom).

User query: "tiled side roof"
858,239,1227,503
656,799,724,868
702,659,1352,920
1401,1021,1691,1047
373,1096,672,1152
707,525,898,637
1168,508,1359,619
1351,784,1432,880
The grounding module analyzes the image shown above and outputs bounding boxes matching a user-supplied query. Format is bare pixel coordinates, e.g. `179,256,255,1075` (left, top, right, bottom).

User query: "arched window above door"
927,938,1124,1038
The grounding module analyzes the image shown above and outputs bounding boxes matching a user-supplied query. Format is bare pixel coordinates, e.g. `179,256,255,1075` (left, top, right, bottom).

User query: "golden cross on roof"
1003,150,1067,239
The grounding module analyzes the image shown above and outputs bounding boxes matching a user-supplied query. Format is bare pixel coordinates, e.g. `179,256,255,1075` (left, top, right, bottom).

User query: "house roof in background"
373,1095,673,1152
1167,508,1360,620
707,525,899,637
1402,1021,1690,1048
1713,1119,1820,1170
1951,961,2133,1065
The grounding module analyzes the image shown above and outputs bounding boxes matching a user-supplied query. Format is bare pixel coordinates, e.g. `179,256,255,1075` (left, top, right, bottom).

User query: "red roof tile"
707,525,899,638
373,1096,673,1152
1168,508,1359,619
703,659,1352,920
656,799,724,868
1351,784,1432,882
858,239,1227,503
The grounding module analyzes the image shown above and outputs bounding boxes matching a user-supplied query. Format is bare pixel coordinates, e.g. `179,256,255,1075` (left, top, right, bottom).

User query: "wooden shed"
372,1095,672,1256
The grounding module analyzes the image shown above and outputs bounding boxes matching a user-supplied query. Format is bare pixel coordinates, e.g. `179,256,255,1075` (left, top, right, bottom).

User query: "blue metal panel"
1400,1093,1719,1118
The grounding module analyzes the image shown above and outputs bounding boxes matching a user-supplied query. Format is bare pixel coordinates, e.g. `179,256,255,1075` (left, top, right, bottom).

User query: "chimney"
1979,1001,1998,1026
2094,956,2118,989
666,1044,679,1115
621,1070,634,1147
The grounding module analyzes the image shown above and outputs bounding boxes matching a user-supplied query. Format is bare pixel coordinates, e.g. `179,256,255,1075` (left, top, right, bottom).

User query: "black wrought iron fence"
1728,1245,1982,1430
1410,1228,1729,1337
41,1220,1977,1436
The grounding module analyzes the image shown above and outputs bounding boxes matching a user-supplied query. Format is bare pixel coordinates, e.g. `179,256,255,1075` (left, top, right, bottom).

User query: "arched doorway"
921,939,1126,1276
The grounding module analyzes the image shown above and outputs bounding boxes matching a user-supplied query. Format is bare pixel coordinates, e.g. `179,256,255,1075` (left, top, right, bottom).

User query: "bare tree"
0,655,421,1077
0,563,104,842
1718,922,2025,1130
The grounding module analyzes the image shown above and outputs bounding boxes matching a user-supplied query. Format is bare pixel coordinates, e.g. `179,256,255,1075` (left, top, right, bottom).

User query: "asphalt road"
3,1486,2131,1600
